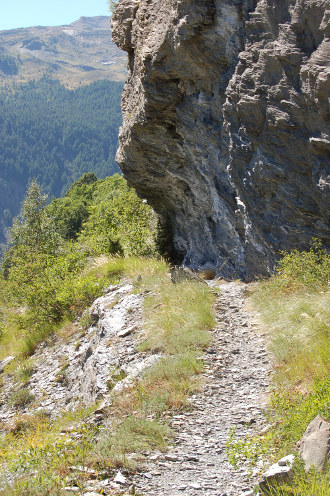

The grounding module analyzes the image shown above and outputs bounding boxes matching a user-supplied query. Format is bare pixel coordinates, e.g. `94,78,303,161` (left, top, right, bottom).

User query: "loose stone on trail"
129,281,271,495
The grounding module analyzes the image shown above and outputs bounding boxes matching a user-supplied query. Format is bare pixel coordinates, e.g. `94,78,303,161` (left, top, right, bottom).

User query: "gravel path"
133,281,271,496
0,280,271,495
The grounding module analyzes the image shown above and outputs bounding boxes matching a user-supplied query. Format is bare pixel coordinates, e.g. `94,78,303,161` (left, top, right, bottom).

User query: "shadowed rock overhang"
111,0,330,279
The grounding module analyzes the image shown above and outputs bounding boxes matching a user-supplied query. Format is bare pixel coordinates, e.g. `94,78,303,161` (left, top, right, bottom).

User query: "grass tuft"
9,388,35,408
141,277,215,354
95,416,170,468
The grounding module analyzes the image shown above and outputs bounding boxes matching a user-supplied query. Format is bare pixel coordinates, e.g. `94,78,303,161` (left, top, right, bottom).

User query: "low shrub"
9,388,35,408
271,238,329,292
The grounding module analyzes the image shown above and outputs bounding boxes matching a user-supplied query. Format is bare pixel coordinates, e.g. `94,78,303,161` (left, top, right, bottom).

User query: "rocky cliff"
111,0,330,279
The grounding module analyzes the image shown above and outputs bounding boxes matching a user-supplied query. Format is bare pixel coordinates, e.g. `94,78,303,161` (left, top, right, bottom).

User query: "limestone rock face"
111,0,330,279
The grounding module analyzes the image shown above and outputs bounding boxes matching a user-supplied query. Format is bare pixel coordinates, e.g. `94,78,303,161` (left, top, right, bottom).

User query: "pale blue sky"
0,0,110,31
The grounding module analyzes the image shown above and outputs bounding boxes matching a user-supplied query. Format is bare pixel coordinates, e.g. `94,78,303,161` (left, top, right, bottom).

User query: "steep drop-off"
111,0,330,279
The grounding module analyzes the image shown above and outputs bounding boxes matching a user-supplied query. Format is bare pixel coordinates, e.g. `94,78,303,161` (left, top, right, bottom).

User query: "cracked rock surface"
111,0,330,279
0,283,157,421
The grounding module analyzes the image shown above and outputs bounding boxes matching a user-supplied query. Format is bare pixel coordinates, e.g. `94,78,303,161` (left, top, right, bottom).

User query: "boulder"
259,454,294,494
298,415,330,471
170,266,205,284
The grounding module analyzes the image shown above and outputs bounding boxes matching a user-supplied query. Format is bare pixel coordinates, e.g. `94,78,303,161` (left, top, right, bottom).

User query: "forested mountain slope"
0,77,123,246
0,16,126,88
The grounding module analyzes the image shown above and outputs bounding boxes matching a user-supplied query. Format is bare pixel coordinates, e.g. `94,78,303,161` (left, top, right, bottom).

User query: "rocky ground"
0,283,159,422
0,279,271,495
130,280,271,496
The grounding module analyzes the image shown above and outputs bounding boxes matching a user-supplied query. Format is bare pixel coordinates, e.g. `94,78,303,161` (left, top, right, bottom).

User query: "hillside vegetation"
228,240,330,495
0,176,329,495
0,173,158,359
0,77,123,244
0,175,216,495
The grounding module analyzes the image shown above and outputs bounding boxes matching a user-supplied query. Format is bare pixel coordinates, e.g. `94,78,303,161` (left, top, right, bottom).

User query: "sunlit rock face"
112,0,330,279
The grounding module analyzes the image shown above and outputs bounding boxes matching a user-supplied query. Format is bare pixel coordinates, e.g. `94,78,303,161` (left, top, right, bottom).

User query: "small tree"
1,181,64,320
10,180,60,255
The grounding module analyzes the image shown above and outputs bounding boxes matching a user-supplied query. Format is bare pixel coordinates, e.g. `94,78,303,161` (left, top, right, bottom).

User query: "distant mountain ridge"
0,16,126,87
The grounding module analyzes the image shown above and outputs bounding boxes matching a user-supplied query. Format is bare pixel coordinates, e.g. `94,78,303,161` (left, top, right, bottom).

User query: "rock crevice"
112,0,329,279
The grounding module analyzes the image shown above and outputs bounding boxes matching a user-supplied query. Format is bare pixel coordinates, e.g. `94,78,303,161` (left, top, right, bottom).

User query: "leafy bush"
6,244,97,322
0,175,162,358
79,175,158,257
46,172,98,240
274,238,330,292
6,180,61,258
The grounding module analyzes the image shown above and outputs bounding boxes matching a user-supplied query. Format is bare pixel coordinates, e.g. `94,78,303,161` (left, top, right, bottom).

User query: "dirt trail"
133,281,271,496
0,280,271,495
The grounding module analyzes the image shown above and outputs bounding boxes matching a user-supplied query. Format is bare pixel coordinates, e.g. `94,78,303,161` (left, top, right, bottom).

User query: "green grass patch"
140,276,215,354
267,378,330,453
104,255,169,281
0,258,217,493
15,358,35,384
253,239,329,391
252,290,329,391
227,241,330,494
9,388,35,408
114,352,205,417
0,406,97,495
95,416,170,468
